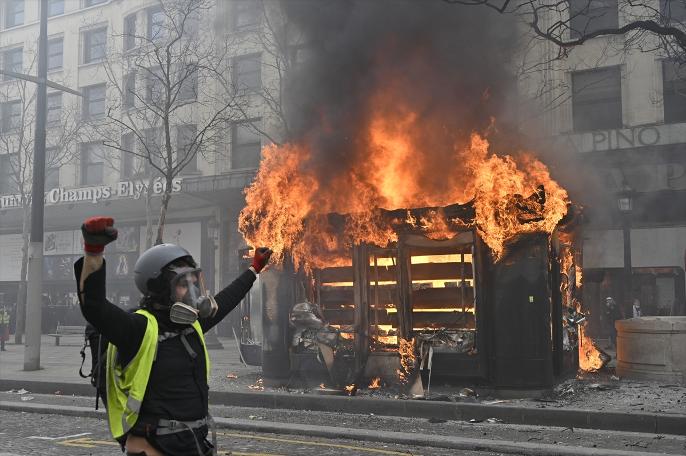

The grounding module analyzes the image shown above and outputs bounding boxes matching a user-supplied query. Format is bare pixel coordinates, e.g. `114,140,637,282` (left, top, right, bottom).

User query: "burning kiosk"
239,143,587,391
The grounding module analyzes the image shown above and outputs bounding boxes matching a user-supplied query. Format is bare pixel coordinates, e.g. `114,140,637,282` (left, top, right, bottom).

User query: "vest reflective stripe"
106,310,158,439
192,319,211,378
105,310,210,439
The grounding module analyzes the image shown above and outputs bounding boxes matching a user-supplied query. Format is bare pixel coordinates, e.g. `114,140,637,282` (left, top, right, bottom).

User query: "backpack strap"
78,335,90,379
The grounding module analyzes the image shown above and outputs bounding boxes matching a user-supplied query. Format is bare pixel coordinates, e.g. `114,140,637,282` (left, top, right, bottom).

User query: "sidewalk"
1,335,685,437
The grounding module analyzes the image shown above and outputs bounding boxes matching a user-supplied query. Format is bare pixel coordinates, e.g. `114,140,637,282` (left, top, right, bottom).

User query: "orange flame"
578,325,605,372
344,384,356,395
368,377,381,389
396,337,416,384
239,95,568,270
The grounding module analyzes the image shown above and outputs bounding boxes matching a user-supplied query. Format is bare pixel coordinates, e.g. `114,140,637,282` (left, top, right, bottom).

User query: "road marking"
218,432,418,455
57,437,120,448
28,432,92,441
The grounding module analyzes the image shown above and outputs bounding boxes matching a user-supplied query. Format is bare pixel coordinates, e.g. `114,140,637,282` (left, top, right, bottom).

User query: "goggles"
168,267,218,324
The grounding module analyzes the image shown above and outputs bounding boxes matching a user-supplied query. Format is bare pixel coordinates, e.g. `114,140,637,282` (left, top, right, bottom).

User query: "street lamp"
617,183,634,319
0,0,82,370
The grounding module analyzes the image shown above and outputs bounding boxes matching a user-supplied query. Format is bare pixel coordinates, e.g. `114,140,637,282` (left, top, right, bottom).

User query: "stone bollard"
616,317,686,385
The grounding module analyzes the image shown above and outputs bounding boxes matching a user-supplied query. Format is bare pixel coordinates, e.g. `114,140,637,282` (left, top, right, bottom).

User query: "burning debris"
236,1,612,394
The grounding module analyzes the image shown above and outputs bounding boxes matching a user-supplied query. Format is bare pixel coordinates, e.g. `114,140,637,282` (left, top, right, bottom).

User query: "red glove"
251,247,272,273
81,217,118,254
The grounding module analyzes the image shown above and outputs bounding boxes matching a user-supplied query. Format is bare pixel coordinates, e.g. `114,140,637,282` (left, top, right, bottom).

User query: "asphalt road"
0,410,510,456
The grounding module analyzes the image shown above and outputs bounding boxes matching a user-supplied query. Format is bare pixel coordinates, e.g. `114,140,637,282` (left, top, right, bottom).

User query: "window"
48,0,64,17
123,72,136,109
145,67,164,103
120,133,143,178
47,38,63,71
0,154,18,194
47,93,62,126
569,0,618,39
572,67,622,131
123,13,137,51
661,0,686,22
178,64,198,101
143,128,163,173
83,27,107,64
5,0,24,28
663,60,686,123
1,101,22,132
233,54,261,92
81,142,105,185
2,47,23,81
147,6,166,41
233,0,261,30
45,147,59,189
231,120,261,169
83,0,107,7
177,125,197,173
82,84,106,119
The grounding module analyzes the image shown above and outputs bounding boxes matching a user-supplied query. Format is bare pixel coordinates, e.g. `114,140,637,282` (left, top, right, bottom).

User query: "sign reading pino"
0,177,182,209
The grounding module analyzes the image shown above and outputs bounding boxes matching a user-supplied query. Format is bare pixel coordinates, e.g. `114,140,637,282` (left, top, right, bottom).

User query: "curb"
3,379,686,437
0,401,678,456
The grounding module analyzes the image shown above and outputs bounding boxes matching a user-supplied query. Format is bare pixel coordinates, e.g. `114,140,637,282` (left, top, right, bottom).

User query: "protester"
75,216,271,456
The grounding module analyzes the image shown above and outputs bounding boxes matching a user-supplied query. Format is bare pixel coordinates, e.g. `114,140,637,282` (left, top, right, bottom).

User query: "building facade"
0,0,276,335
520,0,686,332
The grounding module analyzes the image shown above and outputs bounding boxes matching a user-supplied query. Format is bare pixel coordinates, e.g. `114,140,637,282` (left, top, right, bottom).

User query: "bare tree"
97,0,242,246
221,0,307,146
444,0,686,62
0,52,82,344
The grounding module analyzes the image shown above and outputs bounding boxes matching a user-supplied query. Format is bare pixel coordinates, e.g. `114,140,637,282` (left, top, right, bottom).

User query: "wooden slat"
411,312,476,328
322,309,399,326
410,262,473,280
411,287,474,309
320,288,354,305
409,246,472,256
320,266,354,283
367,265,397,282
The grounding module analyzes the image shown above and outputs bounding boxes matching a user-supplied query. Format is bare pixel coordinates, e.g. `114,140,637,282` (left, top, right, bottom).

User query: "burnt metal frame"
350,230,489,382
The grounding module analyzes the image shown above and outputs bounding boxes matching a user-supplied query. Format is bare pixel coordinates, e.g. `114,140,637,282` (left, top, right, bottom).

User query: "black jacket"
74,258,255,454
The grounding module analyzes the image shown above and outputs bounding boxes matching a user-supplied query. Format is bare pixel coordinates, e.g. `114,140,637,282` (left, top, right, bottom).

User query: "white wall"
584,226,686,269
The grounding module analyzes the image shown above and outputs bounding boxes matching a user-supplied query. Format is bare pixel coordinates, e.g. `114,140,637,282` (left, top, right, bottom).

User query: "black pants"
130,421,212,456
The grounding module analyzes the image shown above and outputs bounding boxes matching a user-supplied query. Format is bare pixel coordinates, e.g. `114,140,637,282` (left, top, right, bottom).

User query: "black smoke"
281,0,521,187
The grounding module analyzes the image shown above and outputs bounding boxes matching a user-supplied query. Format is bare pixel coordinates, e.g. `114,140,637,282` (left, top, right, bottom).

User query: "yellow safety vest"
0,311,9,324
105,309,210,439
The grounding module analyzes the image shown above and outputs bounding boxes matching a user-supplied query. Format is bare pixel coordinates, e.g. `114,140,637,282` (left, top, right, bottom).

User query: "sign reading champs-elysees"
0,177,183,209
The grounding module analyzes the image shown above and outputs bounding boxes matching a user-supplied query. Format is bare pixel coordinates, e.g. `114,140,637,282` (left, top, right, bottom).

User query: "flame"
319,383,325,389
368,377,381,389
397,337,416,384
578,325,605,372
248,378,264,391
239,91,569,270
344,384,356,395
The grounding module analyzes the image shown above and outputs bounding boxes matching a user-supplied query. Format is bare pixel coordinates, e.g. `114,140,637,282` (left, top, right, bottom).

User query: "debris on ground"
5,388,30,395
427,417,447,424
459,387,477,398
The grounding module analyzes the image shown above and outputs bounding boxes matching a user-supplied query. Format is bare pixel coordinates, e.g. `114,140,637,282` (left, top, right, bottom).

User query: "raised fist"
81,216,118,254
251,247,273,273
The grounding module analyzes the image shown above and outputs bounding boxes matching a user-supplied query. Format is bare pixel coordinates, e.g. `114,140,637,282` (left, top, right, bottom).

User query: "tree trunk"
14,201,30,344
155,186,173,245
144,179,154,250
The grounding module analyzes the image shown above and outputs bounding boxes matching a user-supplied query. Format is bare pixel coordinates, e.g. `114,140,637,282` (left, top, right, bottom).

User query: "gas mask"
168,267,218,325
